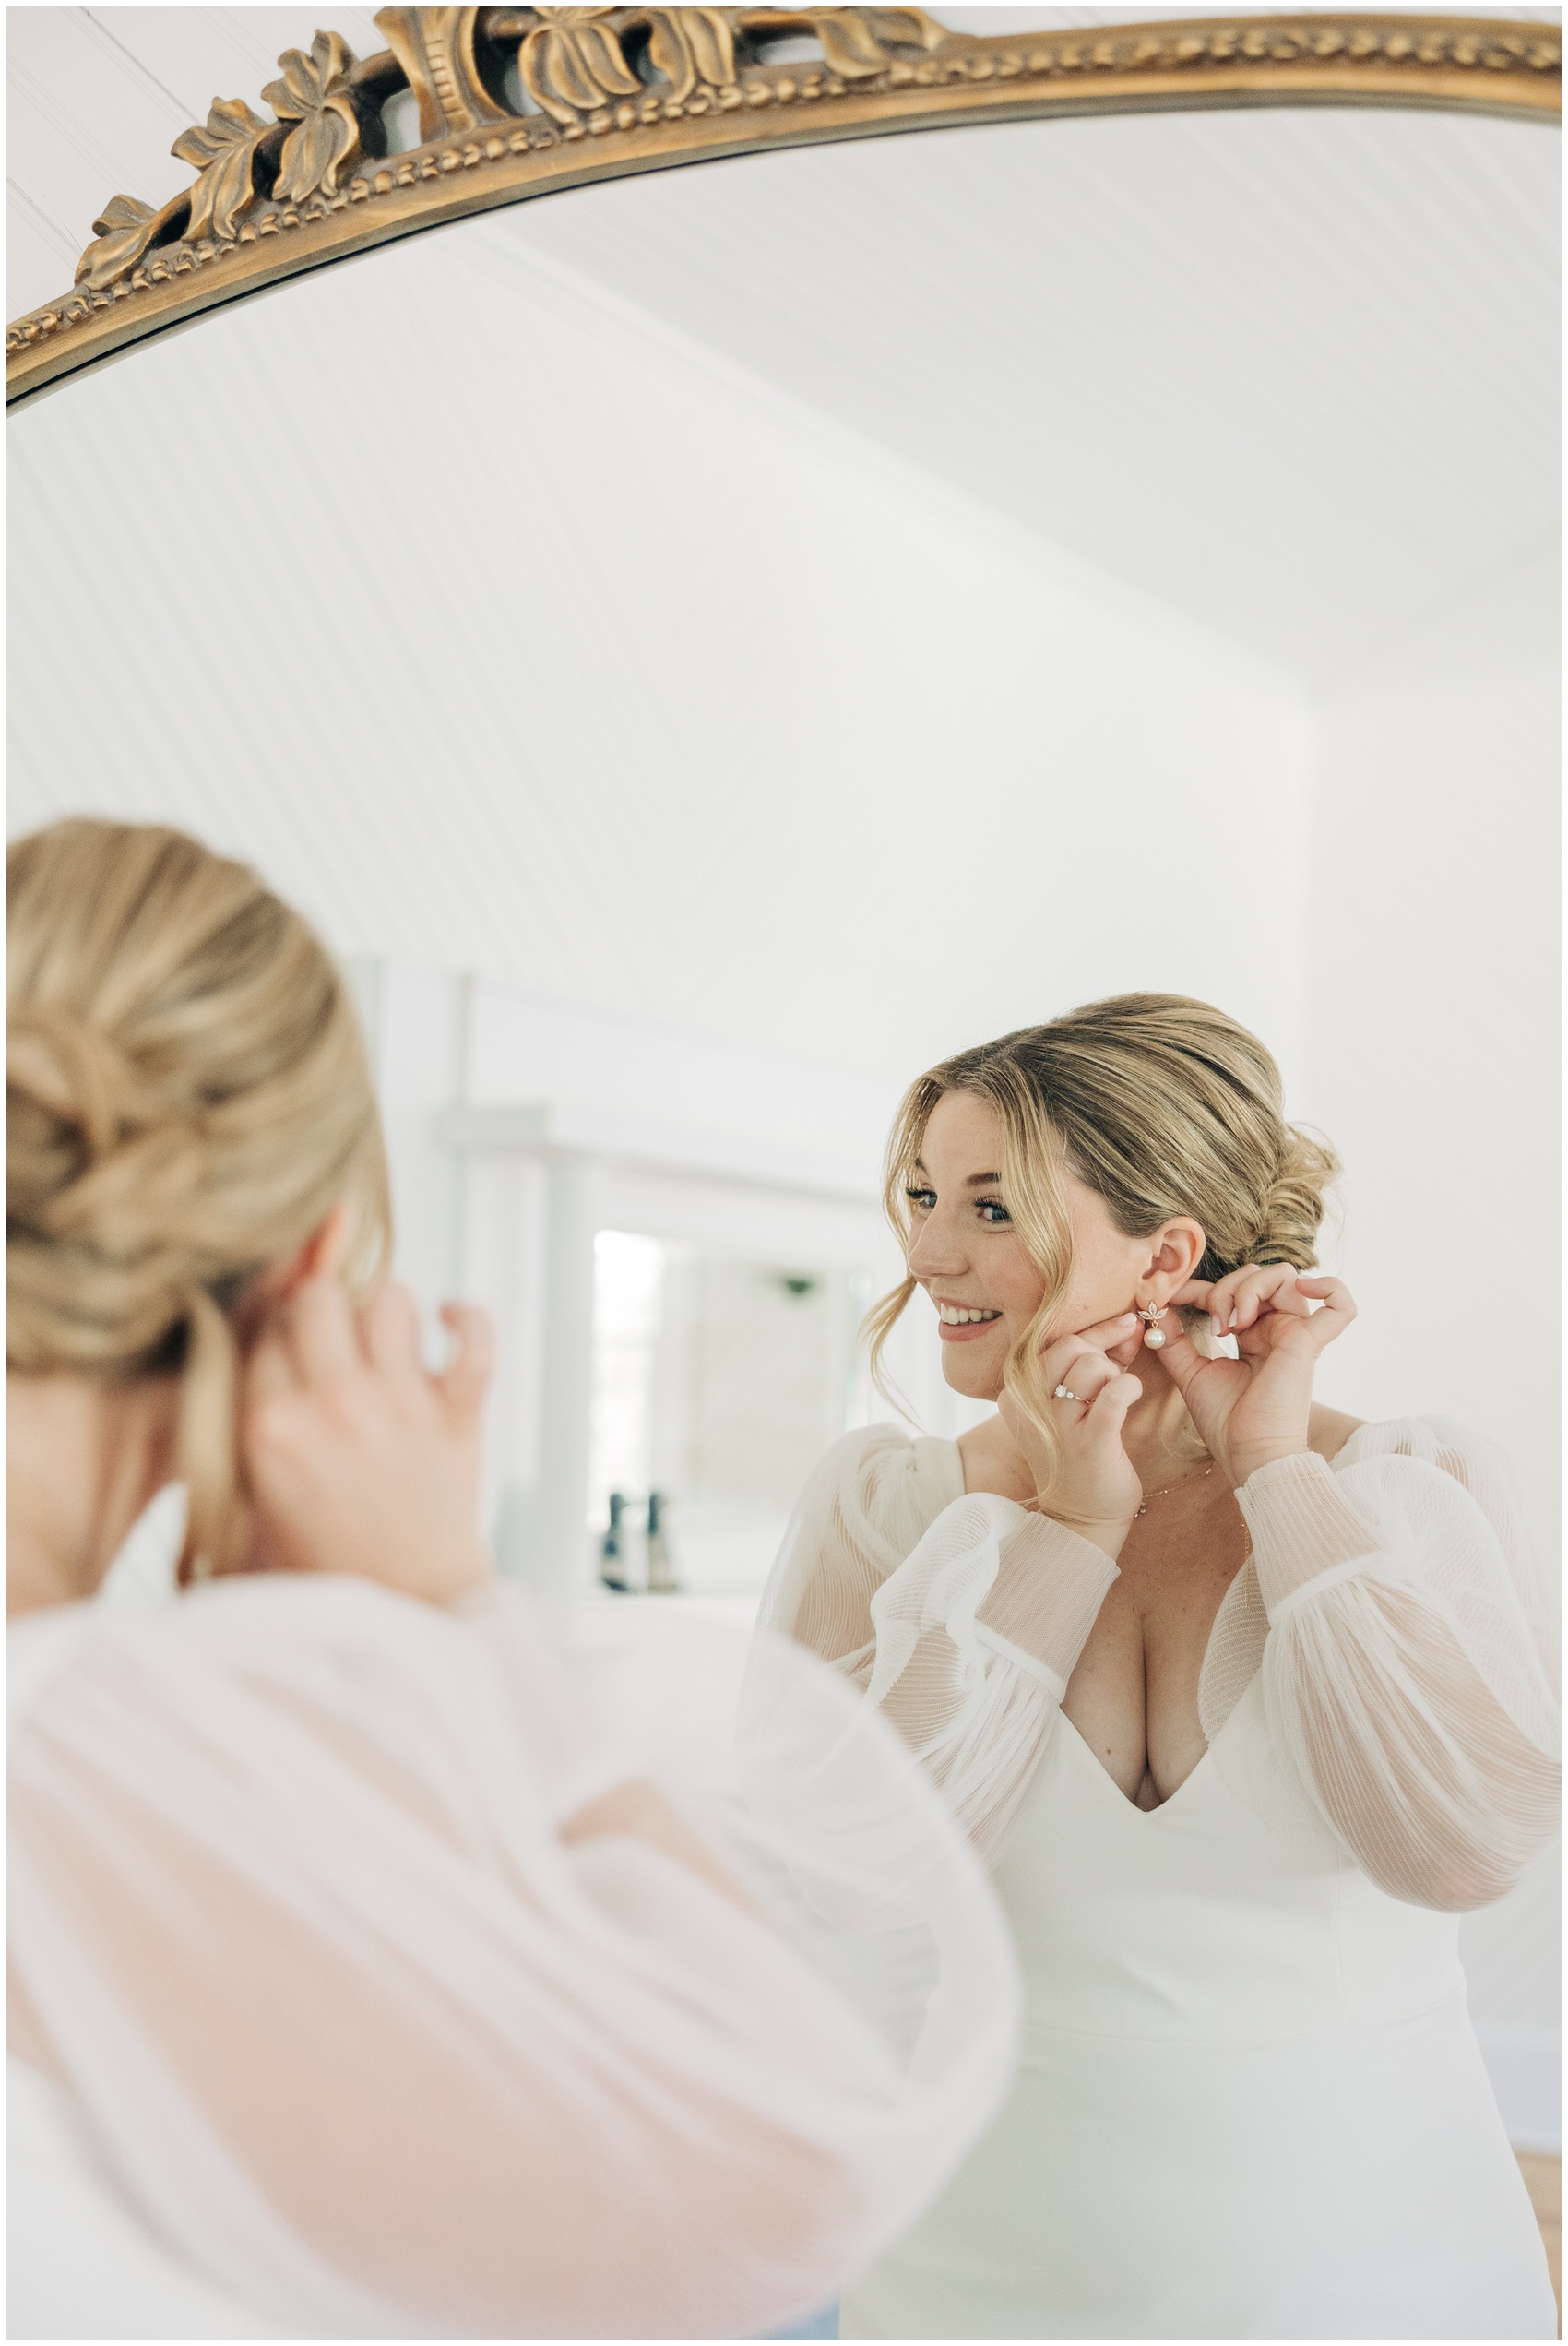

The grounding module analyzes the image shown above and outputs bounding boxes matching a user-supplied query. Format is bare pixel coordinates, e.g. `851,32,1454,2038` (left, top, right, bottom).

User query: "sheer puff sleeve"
757,1425,1118,1857
9,1570,1017,2340
1236,1416,1560,1911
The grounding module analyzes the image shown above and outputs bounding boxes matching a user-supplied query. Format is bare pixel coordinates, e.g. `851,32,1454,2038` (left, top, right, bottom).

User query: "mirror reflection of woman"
7,819,1016,2342
760,995,1559,2340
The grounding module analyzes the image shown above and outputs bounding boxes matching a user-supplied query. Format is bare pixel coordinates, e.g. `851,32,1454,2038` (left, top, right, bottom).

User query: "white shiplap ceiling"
501,100,1560,678
6,6,1562,677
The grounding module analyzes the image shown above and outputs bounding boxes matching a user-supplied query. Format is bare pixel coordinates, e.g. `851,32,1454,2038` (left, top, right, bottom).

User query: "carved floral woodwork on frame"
8,7,1560,399
70,27,393,292
68,2,953,295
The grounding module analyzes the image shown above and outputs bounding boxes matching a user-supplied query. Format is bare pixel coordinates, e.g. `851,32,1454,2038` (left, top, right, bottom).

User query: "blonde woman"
759,994,1559,2340
7,821,1016,2341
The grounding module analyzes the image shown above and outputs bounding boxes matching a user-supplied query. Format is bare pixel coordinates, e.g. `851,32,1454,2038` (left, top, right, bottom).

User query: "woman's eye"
905,1186,937,1213
976,1199,1011,1225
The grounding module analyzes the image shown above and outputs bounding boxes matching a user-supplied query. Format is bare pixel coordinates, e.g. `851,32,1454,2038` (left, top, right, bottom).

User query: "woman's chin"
941,1349,1004,1401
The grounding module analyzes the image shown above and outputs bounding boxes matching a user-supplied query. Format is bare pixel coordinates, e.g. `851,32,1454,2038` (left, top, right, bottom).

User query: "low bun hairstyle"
866,993,1339,1478
8,820,390,1581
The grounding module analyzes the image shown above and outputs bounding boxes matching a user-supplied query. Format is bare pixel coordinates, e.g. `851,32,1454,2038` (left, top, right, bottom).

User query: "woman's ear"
299,1203,353,1283
234,1205,355,1348
267,1202,353,1299
1144,1218,1206,1294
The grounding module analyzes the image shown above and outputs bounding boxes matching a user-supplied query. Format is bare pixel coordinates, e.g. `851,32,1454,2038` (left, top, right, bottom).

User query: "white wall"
1302,541,1560,1540
1301,541,1561,2152
7,219,1312,1103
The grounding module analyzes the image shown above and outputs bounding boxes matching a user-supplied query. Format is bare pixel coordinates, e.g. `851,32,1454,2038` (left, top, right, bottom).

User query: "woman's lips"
932,1301,1003,1344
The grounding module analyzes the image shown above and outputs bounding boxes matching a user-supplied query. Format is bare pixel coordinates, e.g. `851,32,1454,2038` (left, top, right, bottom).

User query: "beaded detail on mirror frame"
6,9,1560,400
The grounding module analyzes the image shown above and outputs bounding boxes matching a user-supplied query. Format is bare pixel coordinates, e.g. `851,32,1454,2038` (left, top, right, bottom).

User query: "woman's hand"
997,1312,1145,1557
241,1275,496,1605
1159,1266,1356,1489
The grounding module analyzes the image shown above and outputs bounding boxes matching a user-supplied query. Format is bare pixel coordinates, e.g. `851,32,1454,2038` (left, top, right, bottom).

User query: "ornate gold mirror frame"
6,7,1559,401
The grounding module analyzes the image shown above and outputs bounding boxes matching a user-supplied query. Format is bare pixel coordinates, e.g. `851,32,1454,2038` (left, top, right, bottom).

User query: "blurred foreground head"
7,820,389,1579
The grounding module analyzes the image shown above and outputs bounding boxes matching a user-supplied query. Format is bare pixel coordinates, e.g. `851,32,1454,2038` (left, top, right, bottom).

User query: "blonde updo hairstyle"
867,993,1338,1488
8,820,390,1582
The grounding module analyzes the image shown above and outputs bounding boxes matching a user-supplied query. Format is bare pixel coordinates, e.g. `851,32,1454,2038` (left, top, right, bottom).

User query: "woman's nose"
908,1212,966,1278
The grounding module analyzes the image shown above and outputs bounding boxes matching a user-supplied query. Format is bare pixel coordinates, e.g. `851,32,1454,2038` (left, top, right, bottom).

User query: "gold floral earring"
1137,1299,1168,1350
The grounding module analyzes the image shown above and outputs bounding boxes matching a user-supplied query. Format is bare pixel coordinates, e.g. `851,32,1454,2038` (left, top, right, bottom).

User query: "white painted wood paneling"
8,218,1312,1091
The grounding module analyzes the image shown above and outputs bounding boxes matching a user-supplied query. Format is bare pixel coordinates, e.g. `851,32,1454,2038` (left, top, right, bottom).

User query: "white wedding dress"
757,1416,1560,2339
9,1493,1019,2340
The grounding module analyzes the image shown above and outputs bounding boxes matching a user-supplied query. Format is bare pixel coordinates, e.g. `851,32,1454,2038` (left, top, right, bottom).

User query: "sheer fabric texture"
9,1543,1019,2340
758,1416,1560,1904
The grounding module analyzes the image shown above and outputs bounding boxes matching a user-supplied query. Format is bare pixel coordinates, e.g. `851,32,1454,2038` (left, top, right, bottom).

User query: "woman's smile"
932,1294,1004,1341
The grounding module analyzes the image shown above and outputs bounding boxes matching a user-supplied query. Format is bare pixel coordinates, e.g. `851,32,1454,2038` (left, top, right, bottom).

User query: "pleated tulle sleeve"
757,1425,1118,1856
8,1570,1017,2340
1234,1416,1561,1911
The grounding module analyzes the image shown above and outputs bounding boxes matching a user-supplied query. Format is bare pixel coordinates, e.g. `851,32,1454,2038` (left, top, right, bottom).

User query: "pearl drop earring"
1137,1300,1168,1350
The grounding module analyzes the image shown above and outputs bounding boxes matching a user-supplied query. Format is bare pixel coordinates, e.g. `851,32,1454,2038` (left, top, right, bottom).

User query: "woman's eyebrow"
909,1164,1002,1186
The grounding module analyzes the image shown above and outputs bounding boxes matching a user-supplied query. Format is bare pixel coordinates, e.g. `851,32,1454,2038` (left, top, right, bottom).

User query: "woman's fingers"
244,1325,299,1413
1170,1278,1214,1313
1085,1369,1143,1442
286,1275,363,1387
1206,1267,1260,1333
1038,1332,1108,1381
435,1303,495,1423
1071,1310,1141,1353
1201,1262,1313,1335
1246,1267,1312,1324
1037,1335,1117,1406
1199,1272,1237,1333
1151,1316,1210,1402
309,1200,354,1283
362,1279,425,1389
1291,1275,1358,1348
1225,1274,1269,1337
1225,1266,1352,1346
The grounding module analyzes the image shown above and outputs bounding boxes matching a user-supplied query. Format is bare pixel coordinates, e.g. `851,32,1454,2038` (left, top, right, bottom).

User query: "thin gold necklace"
1017,1459,1216,1521
1135,1460,1214,1518
1133,1459,1254,1611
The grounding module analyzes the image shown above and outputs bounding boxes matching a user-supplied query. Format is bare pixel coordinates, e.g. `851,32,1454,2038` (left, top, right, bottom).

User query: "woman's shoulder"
1322,1411,1526,1494
804,1423,966,1538
9,1602,99,1741
813,1420,963,1485
11,1571,471,1746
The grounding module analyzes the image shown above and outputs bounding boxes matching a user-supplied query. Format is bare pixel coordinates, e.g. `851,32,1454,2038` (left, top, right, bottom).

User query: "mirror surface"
9,87,1560,1529
7,12,1561,2203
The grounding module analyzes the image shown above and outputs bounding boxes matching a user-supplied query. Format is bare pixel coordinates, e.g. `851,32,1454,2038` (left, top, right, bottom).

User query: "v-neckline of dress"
941,1431,1263,1819
1056,1703,1222,1821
